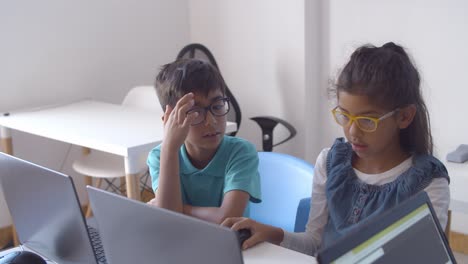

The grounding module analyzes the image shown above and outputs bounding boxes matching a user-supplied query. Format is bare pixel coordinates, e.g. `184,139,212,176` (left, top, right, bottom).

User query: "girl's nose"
347,120,362,136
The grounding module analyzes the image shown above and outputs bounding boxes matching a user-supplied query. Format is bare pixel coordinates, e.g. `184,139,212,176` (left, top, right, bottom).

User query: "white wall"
325,0,468,233
188,0,307,158
0,0,190,228
2,0,467,234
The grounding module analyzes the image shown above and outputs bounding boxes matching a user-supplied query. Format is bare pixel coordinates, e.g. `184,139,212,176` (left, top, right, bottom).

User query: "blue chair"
249,152,314,232
294,197,311,232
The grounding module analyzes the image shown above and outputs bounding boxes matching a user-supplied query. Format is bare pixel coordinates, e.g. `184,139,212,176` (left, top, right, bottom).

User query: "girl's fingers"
221,217,244,228
242,234,263,250
231,219,254,232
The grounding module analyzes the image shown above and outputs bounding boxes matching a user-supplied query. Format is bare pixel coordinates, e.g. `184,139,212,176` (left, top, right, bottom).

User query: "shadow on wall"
273,52,304,158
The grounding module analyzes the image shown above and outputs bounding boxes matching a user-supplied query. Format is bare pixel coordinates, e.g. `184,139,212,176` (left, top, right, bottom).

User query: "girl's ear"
398,104,417,129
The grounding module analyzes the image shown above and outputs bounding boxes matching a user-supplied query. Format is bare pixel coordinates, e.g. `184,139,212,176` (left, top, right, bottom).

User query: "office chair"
176,43,297,150
249,152,314,232
72,86,162,216
294,197,311,232
176,43,241,137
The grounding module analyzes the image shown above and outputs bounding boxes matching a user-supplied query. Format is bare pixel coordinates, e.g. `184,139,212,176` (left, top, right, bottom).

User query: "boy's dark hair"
154,58,227,110
330,42,432,155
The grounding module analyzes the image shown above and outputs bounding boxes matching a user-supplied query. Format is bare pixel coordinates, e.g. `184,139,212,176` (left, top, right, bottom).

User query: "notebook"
87,186,244,264
0,153,106,264
317,191,456,264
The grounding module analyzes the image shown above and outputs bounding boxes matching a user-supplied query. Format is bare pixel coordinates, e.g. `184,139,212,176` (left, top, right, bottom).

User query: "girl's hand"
162,93,198,150
221,217,276,250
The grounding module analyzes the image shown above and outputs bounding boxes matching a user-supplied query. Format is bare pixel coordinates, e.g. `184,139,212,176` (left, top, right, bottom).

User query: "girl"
222,42,450,256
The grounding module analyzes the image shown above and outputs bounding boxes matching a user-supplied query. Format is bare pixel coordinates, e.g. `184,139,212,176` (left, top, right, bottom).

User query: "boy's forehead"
193,89,224,103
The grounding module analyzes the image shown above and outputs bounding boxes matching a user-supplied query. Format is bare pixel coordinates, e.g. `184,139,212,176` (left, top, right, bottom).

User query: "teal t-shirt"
147,136,261,215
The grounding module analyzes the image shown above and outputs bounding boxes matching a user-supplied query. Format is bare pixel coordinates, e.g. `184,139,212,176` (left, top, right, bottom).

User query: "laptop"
0,153,106,264
317,191,456,264
87,186,244,264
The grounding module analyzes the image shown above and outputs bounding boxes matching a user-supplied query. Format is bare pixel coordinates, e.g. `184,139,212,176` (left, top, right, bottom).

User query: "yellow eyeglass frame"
331,107,398,132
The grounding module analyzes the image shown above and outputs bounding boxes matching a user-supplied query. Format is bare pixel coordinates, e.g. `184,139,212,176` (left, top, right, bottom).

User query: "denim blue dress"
322,138,449,248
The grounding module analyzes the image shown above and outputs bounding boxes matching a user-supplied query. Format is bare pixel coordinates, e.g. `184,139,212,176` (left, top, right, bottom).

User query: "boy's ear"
397,104,417,129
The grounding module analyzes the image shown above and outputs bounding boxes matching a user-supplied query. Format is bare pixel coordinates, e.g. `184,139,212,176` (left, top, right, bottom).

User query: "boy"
147,59,261,224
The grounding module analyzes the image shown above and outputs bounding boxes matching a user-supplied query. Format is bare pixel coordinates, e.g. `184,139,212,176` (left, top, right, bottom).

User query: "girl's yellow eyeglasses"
331,107,398,132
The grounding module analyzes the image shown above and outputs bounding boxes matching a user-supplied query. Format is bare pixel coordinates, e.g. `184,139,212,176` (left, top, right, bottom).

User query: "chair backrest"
176,43,241,136
122,86,163,114
249,152,314,232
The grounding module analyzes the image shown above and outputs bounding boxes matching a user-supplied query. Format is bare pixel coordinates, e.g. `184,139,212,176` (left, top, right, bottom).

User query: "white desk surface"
0,99,237,200
436,145,468,214
0,242,316,264
243,242,316,264
0,100,237,158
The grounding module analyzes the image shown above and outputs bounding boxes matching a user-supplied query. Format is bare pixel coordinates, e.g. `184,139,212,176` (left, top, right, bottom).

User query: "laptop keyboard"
87,226,107,264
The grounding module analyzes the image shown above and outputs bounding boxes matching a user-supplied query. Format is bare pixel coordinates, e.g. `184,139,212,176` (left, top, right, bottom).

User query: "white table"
436,145,468,215
243,242,317,264
0,242,316,264
0,100,237,201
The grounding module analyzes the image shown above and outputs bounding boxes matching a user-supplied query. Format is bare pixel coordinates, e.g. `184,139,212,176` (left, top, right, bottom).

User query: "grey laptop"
87,186,244,264
0,153,106,264
317,191,456,264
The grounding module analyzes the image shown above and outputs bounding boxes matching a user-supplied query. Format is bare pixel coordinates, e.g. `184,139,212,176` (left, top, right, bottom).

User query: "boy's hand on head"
162,93,198,150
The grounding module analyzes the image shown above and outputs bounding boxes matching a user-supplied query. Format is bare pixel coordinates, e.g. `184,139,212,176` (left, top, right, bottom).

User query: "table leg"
1,127,13,155
0,126,19,247
125,173,140,200
80,147,95,217
124,156,141,201
82,147,92,186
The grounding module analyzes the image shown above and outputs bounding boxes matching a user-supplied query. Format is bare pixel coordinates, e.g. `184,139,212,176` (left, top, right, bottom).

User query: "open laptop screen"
318,191,455,264
0,153,101,264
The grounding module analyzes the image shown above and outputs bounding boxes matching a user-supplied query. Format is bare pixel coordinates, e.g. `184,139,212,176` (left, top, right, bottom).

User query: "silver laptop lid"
87,186,244,264
0,153,98,264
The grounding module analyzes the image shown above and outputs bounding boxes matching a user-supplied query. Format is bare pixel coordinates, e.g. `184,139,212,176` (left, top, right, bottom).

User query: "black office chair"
176,43,241,137
176,43,296,150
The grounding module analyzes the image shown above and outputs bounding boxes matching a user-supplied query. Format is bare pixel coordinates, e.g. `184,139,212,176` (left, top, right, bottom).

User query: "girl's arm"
222,148,330,256
424,177,450,229
280,148,330,256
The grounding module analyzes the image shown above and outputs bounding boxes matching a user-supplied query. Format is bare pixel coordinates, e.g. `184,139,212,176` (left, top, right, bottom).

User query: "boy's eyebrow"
193,95,224,106
210,95,224,102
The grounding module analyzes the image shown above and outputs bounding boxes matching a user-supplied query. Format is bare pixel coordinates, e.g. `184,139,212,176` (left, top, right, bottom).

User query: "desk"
0,100,237,200
436,145,468,215
0,242,316,264
243,242,316,264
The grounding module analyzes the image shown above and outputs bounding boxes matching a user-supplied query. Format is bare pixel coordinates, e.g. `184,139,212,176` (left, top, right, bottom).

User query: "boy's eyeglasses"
186,97,230,126
331,107,398,132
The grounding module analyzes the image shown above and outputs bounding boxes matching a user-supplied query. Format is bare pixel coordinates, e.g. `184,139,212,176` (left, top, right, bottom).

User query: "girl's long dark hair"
330,42,432,155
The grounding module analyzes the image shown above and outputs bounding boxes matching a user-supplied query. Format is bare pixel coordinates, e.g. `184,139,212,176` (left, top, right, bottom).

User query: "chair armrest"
250,116,296,152
294,197,311,232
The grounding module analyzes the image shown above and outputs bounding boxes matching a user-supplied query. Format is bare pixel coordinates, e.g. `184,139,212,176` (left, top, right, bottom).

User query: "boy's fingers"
174,93,194,110
177,102,194,124
163,105,172,125
183,111,198,127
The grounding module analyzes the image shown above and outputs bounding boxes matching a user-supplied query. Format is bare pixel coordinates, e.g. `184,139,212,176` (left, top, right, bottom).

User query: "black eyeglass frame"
186,97,231,126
